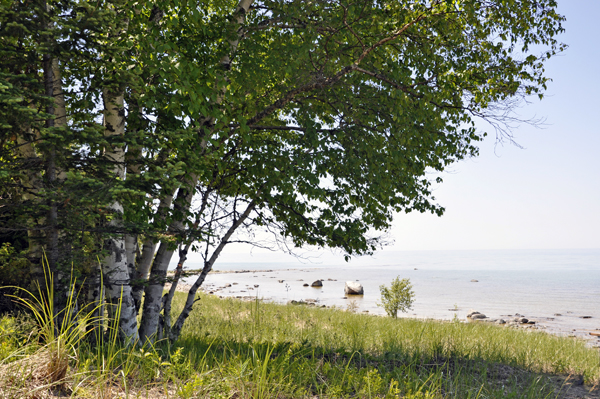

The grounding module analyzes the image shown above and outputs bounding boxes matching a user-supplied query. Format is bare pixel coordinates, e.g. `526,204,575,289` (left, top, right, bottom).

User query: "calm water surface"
181,249,600,341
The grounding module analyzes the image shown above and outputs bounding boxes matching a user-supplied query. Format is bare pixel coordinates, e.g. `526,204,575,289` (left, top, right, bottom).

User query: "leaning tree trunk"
138,177,197,343
101,88,139,345
169,200,256,342
159,192,209,339
138,0,254,343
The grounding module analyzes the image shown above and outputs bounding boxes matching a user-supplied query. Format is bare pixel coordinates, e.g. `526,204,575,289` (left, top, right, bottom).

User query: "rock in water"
311,280,323,287
344,281,364,295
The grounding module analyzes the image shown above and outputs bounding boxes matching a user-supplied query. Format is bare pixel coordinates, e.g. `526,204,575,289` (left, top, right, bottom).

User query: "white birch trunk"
102,89,139,344
124,234,137,280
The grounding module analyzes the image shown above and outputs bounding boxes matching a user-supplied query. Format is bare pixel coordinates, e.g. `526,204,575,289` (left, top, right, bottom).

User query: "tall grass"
0,286,598,398
171,292,599,398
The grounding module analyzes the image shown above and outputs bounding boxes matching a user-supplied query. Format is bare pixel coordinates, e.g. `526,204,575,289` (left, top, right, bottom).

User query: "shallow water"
181,249,600,344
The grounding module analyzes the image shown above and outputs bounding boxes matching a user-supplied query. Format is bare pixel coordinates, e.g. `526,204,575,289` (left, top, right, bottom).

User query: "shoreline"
166,278,600,349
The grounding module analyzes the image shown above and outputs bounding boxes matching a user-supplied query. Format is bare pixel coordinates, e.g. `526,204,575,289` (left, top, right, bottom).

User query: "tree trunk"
124,234,137,281
139,0,254,343
160,209,203,339
138,179,197,343
132,190,174,312
48,58,74,323
16,127,45,288
169,200,256,342
102,89,139,345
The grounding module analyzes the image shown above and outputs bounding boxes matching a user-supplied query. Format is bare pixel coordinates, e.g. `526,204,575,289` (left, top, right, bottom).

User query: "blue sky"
198,1,599,266
386,0,599,251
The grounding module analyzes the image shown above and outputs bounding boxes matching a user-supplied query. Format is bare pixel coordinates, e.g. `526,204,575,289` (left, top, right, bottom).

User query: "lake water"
181,249,600,344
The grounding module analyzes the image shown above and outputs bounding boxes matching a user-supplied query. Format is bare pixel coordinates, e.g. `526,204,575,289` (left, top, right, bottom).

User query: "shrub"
377,276,414,318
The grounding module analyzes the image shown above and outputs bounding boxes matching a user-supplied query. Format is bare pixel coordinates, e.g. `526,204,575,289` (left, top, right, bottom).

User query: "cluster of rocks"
287,299,326,308
291,279,364,295
467,310,539,328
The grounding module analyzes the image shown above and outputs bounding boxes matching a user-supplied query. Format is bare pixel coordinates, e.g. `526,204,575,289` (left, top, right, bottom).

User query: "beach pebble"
311,280,323,287
344,281,364,295
303,283,309,287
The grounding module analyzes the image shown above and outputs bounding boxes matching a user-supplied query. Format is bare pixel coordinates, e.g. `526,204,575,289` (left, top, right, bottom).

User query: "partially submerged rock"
311,280,323,287
344,281,364,295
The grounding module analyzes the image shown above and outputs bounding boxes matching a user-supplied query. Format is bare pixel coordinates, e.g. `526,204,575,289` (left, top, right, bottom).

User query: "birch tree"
1,0,565,344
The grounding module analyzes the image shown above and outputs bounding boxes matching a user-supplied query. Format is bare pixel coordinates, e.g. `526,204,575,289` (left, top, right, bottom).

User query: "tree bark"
132,189,174,312
102,89,140,344
138,178,197,342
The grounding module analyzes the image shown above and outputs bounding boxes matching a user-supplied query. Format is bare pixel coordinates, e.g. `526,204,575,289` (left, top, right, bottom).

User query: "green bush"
378,276,414,318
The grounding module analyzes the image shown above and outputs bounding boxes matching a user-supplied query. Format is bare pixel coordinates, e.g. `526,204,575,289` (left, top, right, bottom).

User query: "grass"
0,291,599,398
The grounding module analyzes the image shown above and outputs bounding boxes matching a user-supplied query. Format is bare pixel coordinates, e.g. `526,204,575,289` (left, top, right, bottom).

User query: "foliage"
378,276,415,318
0,0,567,344
0,243,31,287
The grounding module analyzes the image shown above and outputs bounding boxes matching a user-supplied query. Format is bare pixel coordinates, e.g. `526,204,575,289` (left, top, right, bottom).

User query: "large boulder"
344,281,364,295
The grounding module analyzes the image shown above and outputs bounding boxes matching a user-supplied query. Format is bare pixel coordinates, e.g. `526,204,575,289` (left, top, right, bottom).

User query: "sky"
191,1,600,266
